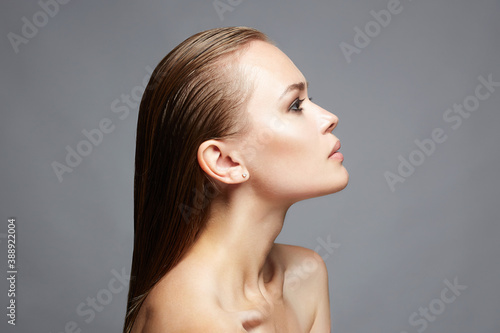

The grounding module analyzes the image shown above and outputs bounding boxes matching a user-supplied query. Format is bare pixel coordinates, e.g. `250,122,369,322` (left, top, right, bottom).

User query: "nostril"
319,109,338,133
326,121,336,133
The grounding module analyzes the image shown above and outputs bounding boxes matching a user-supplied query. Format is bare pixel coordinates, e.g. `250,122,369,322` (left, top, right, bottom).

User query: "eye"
288,98,305,112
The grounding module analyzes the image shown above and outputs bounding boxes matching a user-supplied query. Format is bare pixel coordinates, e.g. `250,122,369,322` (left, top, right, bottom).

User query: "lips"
328,141,344,161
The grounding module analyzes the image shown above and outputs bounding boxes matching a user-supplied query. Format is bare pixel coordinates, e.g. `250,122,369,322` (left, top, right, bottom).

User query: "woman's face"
235,41,348,203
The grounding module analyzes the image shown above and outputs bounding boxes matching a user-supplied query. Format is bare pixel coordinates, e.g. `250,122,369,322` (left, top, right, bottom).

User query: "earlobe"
197,140,248,184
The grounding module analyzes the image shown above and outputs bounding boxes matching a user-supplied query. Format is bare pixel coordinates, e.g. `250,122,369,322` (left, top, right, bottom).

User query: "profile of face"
200,40,349,205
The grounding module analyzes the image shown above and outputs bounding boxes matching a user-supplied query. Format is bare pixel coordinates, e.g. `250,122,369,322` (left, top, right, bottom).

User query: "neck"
185,188,290,302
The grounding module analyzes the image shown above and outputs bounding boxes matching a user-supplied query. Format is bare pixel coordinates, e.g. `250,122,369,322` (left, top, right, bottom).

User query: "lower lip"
329,152,344,161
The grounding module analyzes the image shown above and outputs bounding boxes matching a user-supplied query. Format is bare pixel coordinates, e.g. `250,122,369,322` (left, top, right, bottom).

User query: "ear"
197,139,249,184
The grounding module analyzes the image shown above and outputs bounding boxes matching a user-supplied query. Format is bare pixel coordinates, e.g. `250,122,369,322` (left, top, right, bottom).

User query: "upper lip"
328,141,341,158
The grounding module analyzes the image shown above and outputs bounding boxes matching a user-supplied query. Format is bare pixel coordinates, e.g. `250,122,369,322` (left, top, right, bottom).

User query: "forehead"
238,41,305,92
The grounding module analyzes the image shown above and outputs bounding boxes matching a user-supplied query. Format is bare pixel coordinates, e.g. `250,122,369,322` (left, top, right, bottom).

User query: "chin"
301,172,349,200
329,168,349,193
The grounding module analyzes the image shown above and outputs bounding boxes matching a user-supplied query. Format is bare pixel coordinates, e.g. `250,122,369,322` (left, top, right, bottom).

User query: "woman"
124,26,348,333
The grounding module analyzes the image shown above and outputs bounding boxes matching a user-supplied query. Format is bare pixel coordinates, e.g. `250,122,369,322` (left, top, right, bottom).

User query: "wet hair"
124,27,270,332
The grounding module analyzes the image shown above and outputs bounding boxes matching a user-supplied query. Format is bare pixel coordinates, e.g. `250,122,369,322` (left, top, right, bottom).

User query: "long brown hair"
124,27,270,332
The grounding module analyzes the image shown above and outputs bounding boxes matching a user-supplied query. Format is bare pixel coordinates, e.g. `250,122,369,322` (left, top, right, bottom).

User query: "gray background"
1,0,499,332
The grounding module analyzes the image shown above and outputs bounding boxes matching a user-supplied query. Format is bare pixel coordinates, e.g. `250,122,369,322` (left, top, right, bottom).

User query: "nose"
319,107,339,134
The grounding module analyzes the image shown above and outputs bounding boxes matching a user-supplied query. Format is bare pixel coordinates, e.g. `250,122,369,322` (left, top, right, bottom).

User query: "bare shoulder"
271,243,324,262
131,245,330,332
131,267,243,333
272,243,331,332
271,243,328,284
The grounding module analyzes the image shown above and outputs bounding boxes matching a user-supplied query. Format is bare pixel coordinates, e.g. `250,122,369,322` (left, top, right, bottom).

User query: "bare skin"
133,243,330,332
131,40,347,332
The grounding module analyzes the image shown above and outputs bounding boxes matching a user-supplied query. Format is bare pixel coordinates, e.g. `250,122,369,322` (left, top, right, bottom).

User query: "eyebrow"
279,81,309,100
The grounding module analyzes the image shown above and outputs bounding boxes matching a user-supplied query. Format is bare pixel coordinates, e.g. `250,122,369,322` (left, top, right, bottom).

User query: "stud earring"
242,173,247,178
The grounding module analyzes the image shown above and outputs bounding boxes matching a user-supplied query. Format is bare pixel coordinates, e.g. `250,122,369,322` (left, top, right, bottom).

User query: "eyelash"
288,97,312,112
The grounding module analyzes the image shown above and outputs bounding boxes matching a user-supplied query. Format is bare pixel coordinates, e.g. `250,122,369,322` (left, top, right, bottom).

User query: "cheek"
255,118,313,161
243,116,348,200
247,120,320,186
271,119,320,165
